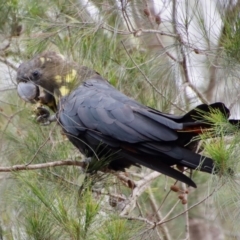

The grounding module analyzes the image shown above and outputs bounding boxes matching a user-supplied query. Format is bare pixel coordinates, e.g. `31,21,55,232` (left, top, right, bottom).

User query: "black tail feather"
179,147,214,173
120,151,197,188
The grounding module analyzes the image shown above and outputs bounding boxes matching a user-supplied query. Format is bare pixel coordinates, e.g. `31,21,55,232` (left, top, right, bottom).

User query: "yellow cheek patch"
46,57,52,62
59,86,70,96
39,57,45,65
65,69,77,83
55,75,62,84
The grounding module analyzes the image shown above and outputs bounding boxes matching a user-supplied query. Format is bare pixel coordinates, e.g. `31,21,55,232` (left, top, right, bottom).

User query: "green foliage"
0,0,21,36
221,7,240,63
221,21,240,62
200,109,240,178
13,172,99,239
5,171,140,240
96,218,138,240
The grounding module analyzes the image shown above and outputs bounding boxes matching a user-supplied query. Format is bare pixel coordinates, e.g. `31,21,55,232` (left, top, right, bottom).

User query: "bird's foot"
35,106,56,125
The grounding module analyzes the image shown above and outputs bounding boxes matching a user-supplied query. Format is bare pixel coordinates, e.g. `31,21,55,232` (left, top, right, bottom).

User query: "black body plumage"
16,52,234,188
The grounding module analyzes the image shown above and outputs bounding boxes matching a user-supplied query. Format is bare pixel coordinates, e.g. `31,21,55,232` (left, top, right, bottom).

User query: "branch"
172,0,209,104
120,171,161,216
148,187,172,240
181,182,189,240
0,86,16,92
157,186,219,226
138,7,178,62
0,57,17,71
138,29,177,38
120,0,134,33
133,184,221,239
0,160,85,172
121,215,154,226
119,2,208,107
0,110,23,142
114,172,136,188
102,25,178,38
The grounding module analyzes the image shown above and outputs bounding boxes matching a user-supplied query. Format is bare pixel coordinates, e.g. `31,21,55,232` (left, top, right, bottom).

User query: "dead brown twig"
0,160,85,172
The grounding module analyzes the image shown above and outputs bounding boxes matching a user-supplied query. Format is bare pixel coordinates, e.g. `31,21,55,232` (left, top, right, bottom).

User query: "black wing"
58,76,215,187
59,77,182,142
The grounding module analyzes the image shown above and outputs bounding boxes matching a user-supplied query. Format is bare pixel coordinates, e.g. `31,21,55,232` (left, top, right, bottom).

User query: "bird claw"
35,106,56,125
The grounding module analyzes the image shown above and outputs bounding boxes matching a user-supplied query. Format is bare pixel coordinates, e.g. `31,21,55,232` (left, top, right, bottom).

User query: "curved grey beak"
17,82,39,103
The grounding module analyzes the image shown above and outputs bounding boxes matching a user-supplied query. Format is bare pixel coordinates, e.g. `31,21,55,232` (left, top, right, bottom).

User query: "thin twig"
0,57,17,71
0,160,85,172
120,171,161,216
141,5,179,62
0,86,16,92
120,0,133,33
120,0,179,66
172,0,208,105
121,41,186,113
158,186,174,211
102,25,178,38
148,187,172,240
50,171,128,203
136,201,144,216
121,215,154,226
120,0,135,32
157,186,218,226
139,29,178,38
133,226,156,239
25,122,58,166
125,184,219,239
0,99,19,107
114,172,136,188
138,184,219,239
159,199,181,223
0,110,23,142
181,182,189,240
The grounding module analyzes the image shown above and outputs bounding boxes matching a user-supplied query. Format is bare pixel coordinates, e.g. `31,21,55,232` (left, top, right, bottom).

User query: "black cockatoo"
16,51,236,188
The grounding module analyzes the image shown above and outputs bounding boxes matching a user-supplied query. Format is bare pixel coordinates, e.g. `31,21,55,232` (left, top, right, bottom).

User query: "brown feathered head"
17,51,97,111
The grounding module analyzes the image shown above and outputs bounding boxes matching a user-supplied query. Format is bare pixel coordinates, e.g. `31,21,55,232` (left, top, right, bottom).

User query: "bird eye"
32,70,39,78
